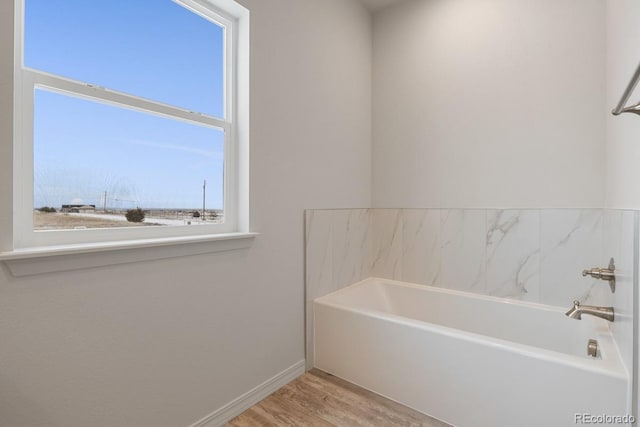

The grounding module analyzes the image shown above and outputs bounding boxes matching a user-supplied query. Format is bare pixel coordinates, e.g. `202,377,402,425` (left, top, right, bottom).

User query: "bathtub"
314,278,630,427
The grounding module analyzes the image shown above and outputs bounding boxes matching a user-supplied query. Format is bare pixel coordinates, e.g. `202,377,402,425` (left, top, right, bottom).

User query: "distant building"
61,204,96,213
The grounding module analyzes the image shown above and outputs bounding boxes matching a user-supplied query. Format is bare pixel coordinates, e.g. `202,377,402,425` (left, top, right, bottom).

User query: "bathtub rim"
314,277,628,381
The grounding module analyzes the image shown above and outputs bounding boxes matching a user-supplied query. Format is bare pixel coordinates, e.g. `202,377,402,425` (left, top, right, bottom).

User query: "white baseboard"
188,360,306,427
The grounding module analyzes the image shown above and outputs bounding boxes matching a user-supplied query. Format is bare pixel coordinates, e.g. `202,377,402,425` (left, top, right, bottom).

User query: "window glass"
24,0,225,118
33,88,225,230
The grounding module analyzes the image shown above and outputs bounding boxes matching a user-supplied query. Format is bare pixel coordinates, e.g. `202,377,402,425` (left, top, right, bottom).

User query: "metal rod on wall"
612,60,640,116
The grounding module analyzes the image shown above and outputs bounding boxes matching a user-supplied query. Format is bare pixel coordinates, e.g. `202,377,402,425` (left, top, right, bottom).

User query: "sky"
26,0,226,210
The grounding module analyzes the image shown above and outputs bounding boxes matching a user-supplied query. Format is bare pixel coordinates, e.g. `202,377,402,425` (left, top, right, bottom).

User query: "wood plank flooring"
226,369,451,427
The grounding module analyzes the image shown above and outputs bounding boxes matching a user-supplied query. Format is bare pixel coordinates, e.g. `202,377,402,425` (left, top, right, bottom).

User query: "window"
14,0,249,249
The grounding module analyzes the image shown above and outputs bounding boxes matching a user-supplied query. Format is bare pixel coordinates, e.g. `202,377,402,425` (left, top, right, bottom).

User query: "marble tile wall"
307,209,612,304
305,208,637,372
305,209,372,369
605,210,637,378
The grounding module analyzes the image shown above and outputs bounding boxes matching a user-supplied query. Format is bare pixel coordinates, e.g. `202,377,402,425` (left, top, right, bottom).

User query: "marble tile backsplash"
439,209,486,294
306,208,616,307
305,209,372,369
540,210,606,307
401,209,440,287
605,210,637,377
486,210,541,301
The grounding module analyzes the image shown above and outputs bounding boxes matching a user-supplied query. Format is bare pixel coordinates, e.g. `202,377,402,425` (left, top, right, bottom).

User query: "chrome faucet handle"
582,258,616,294
582,268,612,279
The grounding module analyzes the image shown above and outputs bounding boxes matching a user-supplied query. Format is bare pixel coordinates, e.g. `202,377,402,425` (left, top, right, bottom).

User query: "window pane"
33,88,224,231
25,0,225,118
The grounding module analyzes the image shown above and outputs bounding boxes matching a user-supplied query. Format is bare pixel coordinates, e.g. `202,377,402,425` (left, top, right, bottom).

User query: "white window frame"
12,0,250,250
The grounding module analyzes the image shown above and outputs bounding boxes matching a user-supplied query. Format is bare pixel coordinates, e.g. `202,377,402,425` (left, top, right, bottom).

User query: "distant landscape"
34,208,224,230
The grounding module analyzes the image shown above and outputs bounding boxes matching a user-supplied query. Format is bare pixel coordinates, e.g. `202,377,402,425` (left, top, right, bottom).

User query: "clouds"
122,138,224,161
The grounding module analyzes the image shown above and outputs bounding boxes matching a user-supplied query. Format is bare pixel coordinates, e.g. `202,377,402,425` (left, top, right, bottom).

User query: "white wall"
372,0,606,208
0,1,372,426
605,1,640,209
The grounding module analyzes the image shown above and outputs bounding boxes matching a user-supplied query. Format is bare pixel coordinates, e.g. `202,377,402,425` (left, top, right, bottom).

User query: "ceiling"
358,0,407,12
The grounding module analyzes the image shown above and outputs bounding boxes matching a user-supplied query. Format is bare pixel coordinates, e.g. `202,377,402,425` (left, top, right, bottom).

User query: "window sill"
0,232,258,277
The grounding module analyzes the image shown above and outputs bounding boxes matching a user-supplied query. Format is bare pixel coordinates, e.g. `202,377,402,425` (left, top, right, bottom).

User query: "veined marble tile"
305,210,334,302
604,209,635,296
486,210,540,301
370,209,403,280
332,209,372,288
607,210,636,375
540,209,605,307
401,209,440,286
614,211,635,313
439,209,486,293
305,209,335,372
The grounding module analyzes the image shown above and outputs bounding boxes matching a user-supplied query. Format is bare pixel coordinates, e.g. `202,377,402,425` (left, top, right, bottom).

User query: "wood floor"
226,369,450,427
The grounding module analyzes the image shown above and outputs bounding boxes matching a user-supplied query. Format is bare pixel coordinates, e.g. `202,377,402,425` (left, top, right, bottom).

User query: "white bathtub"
314,278,630,427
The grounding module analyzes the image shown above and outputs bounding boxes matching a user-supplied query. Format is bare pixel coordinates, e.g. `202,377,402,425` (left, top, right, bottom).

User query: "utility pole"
202,180,206,221
103,190,108,213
